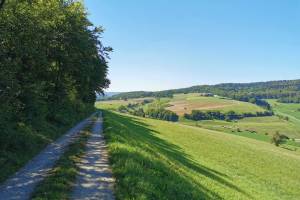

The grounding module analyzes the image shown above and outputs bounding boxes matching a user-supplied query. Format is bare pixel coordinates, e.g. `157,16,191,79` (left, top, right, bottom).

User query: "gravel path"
71,112,115,200
0,114,95,200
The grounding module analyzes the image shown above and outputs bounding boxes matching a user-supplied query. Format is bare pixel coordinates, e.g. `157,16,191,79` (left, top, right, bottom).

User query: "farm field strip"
165,93,265,115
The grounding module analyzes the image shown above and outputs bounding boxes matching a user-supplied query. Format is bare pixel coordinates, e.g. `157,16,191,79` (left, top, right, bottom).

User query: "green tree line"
278,95,300,103
0,0,110,181
184,110,273,121
146,108,179,122
118,104,179,122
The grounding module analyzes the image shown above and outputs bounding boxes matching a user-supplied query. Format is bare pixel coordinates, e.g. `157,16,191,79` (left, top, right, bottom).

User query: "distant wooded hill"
108,79,300,103
96,92,121,100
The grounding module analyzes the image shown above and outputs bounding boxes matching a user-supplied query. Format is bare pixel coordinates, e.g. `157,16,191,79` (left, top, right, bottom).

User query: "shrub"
271,132,288,146
277,114,289,121
146,109,179,122
141,99,153,105
271,132,282,146
132,108,145,117
118,105,128,113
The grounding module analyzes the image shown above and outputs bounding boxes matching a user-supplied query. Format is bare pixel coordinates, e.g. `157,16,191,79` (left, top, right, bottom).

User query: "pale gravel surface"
71,112,115,200
0,114,95,200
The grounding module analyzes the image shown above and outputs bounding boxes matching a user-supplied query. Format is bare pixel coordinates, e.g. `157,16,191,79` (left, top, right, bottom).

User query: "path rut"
0,114,94,200
71,112,115,200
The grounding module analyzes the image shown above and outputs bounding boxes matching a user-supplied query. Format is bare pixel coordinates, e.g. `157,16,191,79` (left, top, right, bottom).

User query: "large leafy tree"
0,0,110,122
0,0,110,179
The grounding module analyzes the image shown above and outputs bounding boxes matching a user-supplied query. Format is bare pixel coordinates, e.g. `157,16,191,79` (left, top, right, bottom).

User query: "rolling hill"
108,79,300,101
100,110,300,200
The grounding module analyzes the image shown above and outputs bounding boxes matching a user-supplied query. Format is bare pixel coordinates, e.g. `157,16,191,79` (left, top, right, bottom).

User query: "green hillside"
101,110,300,200
95,98,154,110
97,94,265,115
268,100,300,122
98,96,300,141
182,116,300,141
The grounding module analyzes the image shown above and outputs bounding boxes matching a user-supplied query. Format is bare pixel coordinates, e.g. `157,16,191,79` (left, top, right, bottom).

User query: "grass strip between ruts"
30,122,93,200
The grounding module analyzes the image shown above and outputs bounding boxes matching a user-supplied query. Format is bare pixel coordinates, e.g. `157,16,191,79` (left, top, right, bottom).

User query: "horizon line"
106,78,300,93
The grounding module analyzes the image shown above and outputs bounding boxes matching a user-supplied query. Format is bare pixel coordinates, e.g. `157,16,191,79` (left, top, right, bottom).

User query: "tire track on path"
0,114,95,200
71,112,115,200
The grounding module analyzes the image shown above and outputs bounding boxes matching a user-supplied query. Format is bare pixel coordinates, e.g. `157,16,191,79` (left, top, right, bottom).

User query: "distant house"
199,93,214,97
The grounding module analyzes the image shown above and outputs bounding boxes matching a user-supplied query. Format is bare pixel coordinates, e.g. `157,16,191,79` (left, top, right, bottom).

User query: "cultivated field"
179,99,300,145
97,95,300,142
101,110,300,200
166,93,264,115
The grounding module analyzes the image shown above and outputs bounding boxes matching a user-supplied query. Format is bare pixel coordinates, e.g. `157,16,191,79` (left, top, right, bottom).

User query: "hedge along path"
0,114,96,200
71,112,115,200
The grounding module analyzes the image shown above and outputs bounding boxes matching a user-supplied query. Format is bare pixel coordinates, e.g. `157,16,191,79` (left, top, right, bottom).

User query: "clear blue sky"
85,0,299,92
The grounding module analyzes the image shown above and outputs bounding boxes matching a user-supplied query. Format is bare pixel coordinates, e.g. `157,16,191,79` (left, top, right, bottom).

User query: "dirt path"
71,112,115,200
0,114,95,200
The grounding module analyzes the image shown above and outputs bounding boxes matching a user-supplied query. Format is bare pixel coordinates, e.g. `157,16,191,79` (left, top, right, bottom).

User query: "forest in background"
108,79,300,104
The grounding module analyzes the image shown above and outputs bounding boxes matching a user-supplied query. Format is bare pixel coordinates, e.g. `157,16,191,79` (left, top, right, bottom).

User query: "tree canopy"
0,0,110,180
1,0,110,123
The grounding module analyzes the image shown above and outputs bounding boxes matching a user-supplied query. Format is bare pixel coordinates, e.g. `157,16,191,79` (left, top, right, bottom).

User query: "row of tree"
0,0,110,176
109,91,173,100
184,110,273,121
146,109,179,122
231,97,271,110
118,105,179,122
278,96,300,103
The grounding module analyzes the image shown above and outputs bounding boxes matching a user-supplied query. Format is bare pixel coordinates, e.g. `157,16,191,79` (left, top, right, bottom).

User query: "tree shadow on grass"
102,110,252,200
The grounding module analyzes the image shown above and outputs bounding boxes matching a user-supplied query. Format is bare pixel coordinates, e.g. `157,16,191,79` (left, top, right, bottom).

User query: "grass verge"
30,123,93,199
0,109,94,184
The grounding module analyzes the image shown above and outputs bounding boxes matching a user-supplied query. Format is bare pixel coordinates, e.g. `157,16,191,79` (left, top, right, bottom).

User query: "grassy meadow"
97,93,265,116
95,98,154,110
97,96,300,144
181,116,300,140
179,98,300,147
268,100,300,122
101,110,300,200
